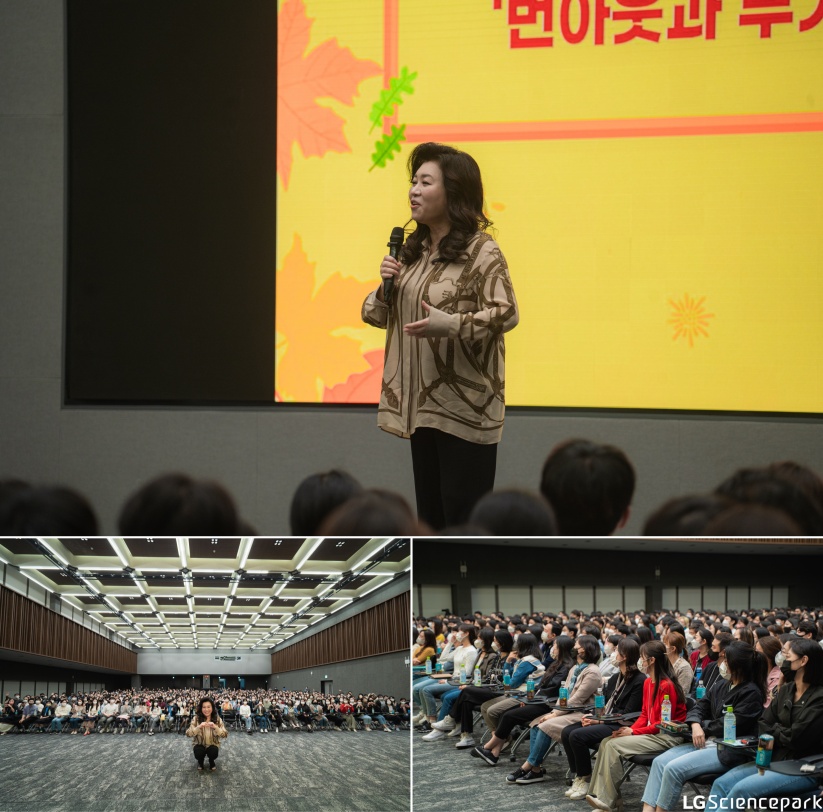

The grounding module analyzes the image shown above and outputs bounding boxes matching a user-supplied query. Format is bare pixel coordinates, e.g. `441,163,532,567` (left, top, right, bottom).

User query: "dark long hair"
725,641,767,701
400,142,491,267
641,641,685,706
545,635,576,679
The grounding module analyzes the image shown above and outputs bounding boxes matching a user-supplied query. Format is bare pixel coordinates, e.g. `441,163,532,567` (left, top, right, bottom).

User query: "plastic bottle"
661,694,672,723
459,665,467,684
594,686,605,718
694,665,702,687
756,733,774,774
724,706,736,742
526,678,535,700
473,666,482,687
425,656,432,675
503,671,511,688
695,679,705,700
559,686,568,707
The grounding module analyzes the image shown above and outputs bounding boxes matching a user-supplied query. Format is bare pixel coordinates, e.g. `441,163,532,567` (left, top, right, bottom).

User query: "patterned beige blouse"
186,715,228,748
362,232,518,445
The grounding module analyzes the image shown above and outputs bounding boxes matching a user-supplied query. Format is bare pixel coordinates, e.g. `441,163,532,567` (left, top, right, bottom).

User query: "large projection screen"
275,0,823,413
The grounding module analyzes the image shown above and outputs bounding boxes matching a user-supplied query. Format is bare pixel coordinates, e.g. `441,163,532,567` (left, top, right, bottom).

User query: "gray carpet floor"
0,728,410,812
412,726,705,812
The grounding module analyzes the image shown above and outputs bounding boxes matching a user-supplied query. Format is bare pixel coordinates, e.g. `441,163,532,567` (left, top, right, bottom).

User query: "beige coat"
186,715,228,749
362,233,518,444
534,663,602,741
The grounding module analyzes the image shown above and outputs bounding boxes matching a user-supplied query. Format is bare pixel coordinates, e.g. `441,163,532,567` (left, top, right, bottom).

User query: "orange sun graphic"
668,294,715,348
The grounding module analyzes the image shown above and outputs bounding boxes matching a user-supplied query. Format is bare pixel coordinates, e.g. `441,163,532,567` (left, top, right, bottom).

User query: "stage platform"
0,728,410,812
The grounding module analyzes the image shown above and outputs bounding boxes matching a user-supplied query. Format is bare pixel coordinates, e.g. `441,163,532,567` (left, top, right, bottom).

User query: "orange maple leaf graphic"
277,0,381,189
323,349,384,404
276,234,378,402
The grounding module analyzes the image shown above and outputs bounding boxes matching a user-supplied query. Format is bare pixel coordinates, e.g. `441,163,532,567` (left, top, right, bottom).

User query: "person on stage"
186,697,227,772
362,142,519,529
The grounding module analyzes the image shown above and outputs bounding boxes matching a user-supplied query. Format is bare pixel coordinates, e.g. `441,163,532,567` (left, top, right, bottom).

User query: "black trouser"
410,427,497,530
193,744,219,767
494,702,551,741
560,721,620,777
453,686,501,733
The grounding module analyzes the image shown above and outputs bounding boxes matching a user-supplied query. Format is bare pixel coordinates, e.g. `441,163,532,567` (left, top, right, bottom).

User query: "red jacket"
690,650,711,674
632,677,687,735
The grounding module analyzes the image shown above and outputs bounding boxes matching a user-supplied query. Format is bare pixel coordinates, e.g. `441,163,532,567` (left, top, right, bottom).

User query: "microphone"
384,226,405,303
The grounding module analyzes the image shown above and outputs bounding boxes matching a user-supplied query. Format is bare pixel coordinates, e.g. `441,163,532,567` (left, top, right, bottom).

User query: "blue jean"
438,690,461,721
527,727,554,768
708,763,818,807
49,717,64,732
243,715,252,730
641,742,726,810
413,677,438,708
420,682,454,717
255,714,269,729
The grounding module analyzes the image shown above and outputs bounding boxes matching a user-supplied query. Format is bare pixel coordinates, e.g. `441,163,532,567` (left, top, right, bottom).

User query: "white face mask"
609,651,618,664
541,631,549,643
508,625,516,634
455,632,465,642
719,661,729,680
604,643,614,656
775,652,786,666
416,637,424,645
474,638,483,649
492,641,500,652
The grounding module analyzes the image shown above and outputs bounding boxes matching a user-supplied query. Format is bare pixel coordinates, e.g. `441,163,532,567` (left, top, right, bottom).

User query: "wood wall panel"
0,584,137,672
271,592,409,672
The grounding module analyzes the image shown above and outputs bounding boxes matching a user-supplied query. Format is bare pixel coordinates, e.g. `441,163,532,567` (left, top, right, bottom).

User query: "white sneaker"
566,777,586,797
421,728,446,742
455,735,476,748
446,726,462,738
569,780,590,800
431,717,456,731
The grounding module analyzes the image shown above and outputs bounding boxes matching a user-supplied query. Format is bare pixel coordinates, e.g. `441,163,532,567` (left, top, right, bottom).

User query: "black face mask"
707,649,719,661
780,662,796,681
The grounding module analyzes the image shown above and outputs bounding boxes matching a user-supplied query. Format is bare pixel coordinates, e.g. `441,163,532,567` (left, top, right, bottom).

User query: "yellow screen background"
275,0,823,412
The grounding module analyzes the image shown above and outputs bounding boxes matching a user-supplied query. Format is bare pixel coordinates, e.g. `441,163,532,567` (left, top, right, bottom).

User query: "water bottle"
474,666,482,687
723,706,736,742
756,733,774,774
694,665,702,690
695,679,705,700
559,686,568,707
661,694,672,723
526,678,535,700
503,672,511,688
459,665,467,685
594,686,605,718
425,656,432,675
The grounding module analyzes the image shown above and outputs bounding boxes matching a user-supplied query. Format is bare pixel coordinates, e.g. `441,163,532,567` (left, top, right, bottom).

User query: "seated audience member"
539,439,635,535
599,635,622,682
641,641,767,812
415,624,480,730
690,628,713,675
438,630,515,743
585,641,688,811
467,489,557,536
477,635,602,773
707,639,823,806
146,703,162,735
82,701,99,735
48,699,71,733
412,628,437,666
318,489,419,535
289,469,363,535
714,466,823,535
663,631,693,699
423,628,497,742
118,473,242,535
559,639,647,799
0,482,99,535
642,494,731,536
98,698,119,733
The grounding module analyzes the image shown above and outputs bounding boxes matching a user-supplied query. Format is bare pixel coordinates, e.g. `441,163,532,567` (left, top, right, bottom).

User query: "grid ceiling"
0,537,410,650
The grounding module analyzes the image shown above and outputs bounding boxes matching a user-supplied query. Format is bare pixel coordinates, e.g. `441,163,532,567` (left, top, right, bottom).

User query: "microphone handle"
383,244,401,303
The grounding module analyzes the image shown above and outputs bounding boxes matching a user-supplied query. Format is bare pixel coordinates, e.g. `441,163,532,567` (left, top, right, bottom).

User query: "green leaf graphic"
369,67,417,133
369,124,407,172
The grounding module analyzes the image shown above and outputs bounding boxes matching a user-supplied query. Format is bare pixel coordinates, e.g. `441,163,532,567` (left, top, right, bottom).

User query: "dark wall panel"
271,593,410,673
0,584,137,672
